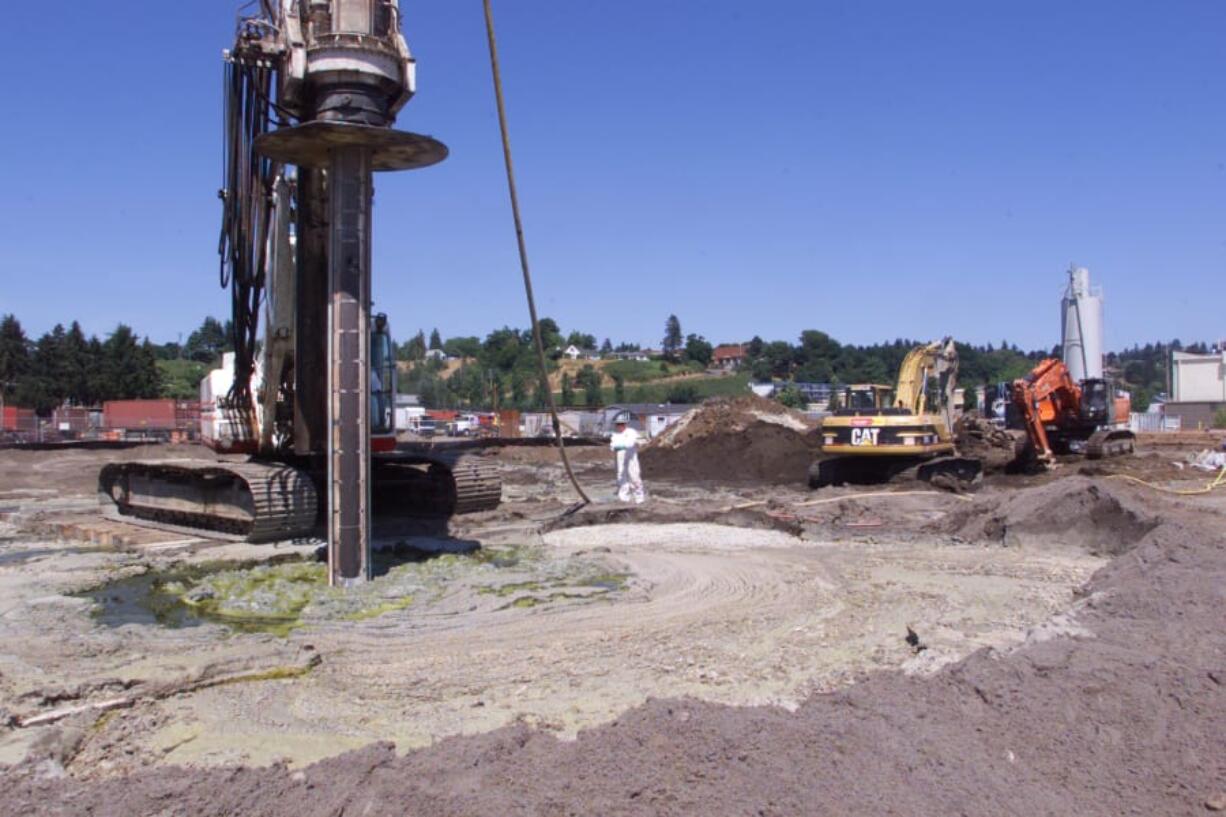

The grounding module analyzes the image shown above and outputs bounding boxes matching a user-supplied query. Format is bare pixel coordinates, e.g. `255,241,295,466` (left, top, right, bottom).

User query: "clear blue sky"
2,1,1224,352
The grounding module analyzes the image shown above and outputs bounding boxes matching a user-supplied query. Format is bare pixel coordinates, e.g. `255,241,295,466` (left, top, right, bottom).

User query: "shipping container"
103,399,179,431
1,406,36,433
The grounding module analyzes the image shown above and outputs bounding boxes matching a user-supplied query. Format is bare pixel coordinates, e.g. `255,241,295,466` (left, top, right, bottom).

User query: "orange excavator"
1011,358,1135,464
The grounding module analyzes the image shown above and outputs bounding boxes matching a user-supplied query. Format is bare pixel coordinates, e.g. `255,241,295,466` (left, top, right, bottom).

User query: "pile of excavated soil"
640,395,819,484
938,476,1160,555
4,478,1224,815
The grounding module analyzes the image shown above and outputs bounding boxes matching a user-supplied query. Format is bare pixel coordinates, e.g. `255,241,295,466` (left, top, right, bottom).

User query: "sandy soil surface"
0,442,1224,815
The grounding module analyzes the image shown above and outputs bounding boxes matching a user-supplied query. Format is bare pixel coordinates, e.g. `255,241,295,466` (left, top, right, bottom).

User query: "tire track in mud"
122,523,1102,770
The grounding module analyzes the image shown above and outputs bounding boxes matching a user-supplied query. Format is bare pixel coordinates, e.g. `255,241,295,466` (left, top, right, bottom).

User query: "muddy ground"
0,439,1224,815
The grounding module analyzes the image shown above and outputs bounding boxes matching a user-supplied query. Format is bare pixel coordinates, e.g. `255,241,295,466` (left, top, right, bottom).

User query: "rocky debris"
953,415,1027,473
640,396,819,484
1188,449,1226,472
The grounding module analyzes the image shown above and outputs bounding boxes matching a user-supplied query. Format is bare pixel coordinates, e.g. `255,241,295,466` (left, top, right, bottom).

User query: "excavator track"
809,454,981,491
372,449,503,516
98,448,501,543
98,459,318,543
1085,428,1136,460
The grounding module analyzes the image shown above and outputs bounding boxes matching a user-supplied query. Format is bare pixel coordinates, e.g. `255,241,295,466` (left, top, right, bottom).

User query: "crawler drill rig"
99,1,500,584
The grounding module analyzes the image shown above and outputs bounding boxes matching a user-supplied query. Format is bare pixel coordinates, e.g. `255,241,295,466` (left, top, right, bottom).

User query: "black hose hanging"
482,0,591,506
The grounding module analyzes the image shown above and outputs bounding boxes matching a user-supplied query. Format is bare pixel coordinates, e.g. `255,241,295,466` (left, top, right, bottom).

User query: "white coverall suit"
610,426,646,504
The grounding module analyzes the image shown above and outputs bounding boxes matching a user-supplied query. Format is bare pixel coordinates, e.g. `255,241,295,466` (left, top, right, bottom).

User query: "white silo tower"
1061,265,1104,382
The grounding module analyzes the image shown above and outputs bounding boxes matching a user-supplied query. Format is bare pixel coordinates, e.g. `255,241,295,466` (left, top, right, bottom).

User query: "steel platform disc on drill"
254,121,448,171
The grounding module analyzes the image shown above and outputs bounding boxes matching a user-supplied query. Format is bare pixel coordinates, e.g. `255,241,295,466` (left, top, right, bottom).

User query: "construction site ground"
0,433,1223,815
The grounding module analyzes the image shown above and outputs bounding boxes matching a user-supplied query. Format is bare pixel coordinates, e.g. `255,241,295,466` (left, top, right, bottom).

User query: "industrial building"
1162,348,1226,429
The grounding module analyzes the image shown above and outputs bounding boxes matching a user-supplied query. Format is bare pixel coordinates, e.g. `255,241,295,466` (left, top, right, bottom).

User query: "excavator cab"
1078,378,1110,425
838,384,893,414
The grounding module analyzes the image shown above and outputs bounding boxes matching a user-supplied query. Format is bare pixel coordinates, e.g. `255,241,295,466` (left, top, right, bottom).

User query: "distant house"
601,403,694,438
424,348,448,362
712,344,747,370
563,345,600,361
607,350,649,362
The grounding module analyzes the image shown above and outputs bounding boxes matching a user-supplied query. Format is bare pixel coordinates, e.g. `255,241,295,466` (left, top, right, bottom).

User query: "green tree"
86,336,108,403
157,359,209,400
400,330,427,362
662,315,683,360
18,325,71,413
442,336,481,359
794,358,833,383
532,376,550,409
750,358,773,382
560,373,575,407
1214,408,1226,429
577,364,603,407
183,317,229,364
63,322,95,405
99,325,161,400
449,364,487,408
510,370,528,407
536,318,564,352
0,314,30,404
600,338,613,356
684,334,714,367
962,385,979,413
763,341,794,378
776,386,804,409
612,372,626,403
566,331,597,351
429,328,443,350
666,383,699,404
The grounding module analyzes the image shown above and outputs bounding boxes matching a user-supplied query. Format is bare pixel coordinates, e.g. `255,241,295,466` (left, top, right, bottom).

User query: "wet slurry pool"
81,540,628,637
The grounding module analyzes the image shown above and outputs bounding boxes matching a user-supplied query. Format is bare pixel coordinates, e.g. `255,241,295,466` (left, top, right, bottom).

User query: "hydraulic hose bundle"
218,29,280,412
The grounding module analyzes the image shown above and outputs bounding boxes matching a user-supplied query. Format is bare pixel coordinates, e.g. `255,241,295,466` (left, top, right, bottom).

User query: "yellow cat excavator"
809,338,982,488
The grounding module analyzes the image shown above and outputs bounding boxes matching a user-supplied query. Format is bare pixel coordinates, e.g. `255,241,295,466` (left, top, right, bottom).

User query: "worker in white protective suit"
609,413,646,504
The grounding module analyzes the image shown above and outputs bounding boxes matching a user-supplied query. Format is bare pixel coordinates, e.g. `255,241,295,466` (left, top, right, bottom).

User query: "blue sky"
2,1,1223,352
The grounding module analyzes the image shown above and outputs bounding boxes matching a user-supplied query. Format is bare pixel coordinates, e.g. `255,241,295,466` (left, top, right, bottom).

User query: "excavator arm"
894,337,958,424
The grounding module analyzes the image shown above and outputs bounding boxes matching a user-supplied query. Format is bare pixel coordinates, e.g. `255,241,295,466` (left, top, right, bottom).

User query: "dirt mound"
953,415,1027,473
640,395,819,484
940,476,1160,555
